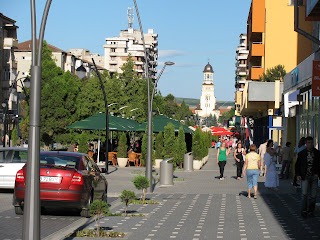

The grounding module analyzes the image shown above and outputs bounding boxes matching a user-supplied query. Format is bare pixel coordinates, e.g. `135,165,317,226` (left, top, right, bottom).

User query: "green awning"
66,112,140,131
137,114,193,134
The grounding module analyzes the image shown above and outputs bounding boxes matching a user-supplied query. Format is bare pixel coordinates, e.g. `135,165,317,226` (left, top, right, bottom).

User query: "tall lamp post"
23,0,52,239
2,103,7,147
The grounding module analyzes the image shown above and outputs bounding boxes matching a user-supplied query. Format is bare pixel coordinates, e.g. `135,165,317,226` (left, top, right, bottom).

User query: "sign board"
312,61,320,97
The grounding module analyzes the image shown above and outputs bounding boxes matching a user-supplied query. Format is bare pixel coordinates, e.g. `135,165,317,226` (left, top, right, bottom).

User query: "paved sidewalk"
52,148,320,240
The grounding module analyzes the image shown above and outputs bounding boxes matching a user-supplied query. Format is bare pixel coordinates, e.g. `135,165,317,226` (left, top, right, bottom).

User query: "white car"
0,148,28,189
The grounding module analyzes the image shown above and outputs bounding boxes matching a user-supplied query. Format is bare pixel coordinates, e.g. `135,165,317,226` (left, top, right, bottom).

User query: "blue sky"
1,0,251,101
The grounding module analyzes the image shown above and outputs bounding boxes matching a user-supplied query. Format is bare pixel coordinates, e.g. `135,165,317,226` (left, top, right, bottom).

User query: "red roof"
16,40,66,53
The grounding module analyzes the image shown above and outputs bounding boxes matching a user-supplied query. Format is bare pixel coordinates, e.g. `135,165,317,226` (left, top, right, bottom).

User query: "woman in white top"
264,140,279,190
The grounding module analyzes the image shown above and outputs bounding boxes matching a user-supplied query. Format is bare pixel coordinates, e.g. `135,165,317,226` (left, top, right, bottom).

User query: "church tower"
199,62,216,117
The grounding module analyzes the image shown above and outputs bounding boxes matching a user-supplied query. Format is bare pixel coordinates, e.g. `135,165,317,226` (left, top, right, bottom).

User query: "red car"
13,151,108,217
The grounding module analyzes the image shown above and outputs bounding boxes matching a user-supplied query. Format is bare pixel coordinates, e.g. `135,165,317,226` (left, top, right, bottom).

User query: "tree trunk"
142,188,146,201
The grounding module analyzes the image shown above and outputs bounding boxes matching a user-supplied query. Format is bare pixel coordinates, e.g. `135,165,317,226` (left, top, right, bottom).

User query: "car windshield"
40,154,80,170
0,150,28,163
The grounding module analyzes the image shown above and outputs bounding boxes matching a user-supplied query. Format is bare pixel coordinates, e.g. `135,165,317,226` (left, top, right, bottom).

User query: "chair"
128,152,137,167
136,153,142,167
108,152,117,166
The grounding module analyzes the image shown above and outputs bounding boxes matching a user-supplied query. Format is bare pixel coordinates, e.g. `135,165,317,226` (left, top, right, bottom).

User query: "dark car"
13,151,108,217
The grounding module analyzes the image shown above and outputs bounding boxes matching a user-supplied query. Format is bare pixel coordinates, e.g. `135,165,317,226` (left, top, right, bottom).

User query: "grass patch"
106,212,146,217
173,178,184,182
129,199,159,204
74,230,125,238
131,171,158,176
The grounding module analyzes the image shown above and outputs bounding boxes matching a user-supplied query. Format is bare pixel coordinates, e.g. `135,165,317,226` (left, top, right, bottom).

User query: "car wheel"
15,206,23,215
80,193,93,218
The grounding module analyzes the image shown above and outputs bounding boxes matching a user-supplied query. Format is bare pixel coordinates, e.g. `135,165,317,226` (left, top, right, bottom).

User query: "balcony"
251,42,264,56
3,38,18,49
250,67,264,80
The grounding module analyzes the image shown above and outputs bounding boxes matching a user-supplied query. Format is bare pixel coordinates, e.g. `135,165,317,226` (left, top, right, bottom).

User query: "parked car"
0,147,28,189
13,151,108,217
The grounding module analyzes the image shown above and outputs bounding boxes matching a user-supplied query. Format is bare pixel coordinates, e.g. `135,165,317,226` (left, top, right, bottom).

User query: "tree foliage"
119,190,136,216
132,176,150,201
175,126,187,168
89,200,109,237
155,132,164,159
163,123,176,160
117,133,128,158
259,64,286,82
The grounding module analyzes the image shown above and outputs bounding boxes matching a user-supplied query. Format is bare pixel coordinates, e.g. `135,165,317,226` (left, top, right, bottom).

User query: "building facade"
235,34,249,116
238,0,313,146
69,48,104,69
0,13,18,109
282,0,320,150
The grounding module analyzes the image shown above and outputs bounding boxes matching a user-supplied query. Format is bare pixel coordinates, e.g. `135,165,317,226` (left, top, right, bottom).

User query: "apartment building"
0,13,18,109
104,27,158,80
238,0,313,146
69,48,104,69
235,34,249,116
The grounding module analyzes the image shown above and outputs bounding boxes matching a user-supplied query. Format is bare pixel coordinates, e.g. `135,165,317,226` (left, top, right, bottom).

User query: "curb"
43,199,122,240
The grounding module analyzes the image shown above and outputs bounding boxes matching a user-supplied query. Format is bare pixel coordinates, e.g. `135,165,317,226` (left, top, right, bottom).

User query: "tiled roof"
0,13,16,23
15,40,66,53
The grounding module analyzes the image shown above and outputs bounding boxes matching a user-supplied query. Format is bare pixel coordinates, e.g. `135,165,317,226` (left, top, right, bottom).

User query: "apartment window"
22,56,25,60
111,48,116,53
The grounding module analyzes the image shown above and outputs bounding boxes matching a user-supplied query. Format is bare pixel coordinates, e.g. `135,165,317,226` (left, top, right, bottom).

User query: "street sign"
312,61,320,97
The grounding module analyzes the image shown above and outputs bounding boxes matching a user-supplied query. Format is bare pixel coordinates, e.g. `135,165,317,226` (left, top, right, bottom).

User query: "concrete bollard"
184,152,193,172
160,158,174,187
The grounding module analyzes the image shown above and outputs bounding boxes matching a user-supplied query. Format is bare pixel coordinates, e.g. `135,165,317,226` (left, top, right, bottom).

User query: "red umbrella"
211,127,233,136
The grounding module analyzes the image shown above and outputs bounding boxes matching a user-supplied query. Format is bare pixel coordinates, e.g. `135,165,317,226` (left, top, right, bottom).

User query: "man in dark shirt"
296,136,320,218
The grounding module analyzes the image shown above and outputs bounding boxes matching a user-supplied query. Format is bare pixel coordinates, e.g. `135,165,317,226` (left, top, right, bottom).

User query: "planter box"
193,160,202,170
154,159,163,169
118,158,128,167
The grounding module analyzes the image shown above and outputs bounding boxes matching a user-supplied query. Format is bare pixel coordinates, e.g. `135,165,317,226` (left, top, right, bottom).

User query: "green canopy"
66,112,140,131
137,114,193,134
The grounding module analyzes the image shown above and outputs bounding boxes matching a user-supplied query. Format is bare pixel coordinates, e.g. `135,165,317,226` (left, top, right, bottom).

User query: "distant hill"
175,97,234,109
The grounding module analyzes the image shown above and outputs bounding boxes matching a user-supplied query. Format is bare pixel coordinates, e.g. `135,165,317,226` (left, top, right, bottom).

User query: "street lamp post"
2,103,7,147
23,1,52,239
133,0,174,192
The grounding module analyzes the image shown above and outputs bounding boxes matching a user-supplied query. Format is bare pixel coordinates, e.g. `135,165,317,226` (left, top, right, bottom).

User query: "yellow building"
237,0,313,146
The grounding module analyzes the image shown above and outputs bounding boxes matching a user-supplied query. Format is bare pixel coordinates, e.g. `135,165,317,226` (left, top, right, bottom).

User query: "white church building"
195,62,220,121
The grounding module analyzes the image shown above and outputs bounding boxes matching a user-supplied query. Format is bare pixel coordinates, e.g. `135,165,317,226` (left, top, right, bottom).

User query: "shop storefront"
283,51,320,149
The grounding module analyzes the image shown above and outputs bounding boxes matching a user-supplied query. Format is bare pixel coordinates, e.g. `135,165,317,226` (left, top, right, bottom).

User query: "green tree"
175,126,187,168
11,127,18,146
212,115,218,127
259,64,286,82
155,132,164,159
119,190,136,216
219,108,235,125
192,128,202,160
163,123,176,160
89,200,109,237
132,176,150,201
78,131,88,153
141,127,148,166
117,133,128,158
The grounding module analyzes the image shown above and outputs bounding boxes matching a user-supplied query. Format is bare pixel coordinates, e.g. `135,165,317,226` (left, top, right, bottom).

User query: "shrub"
117,133,128,158
140,128,147,166
163,123,176,160
155,132,164,159
11,128,18,146
132,176,150,201
192,128,202,160
175,126,186,168
78,131,88,153
119,190,137,216
89,200,109,237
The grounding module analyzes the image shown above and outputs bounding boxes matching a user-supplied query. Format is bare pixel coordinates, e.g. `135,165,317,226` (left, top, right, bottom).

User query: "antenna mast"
127,7,134,29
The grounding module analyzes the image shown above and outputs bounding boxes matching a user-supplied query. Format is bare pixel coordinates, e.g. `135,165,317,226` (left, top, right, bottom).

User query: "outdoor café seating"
128,152,142,167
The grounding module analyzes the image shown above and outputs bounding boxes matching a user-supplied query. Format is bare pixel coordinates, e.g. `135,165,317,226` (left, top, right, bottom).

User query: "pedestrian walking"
242,144,261,199
293,137,306,187
295,136,320,218
280,142,293,179
259,140,268,177
264,140,280,190
234,142,246,180
216,141,231,180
